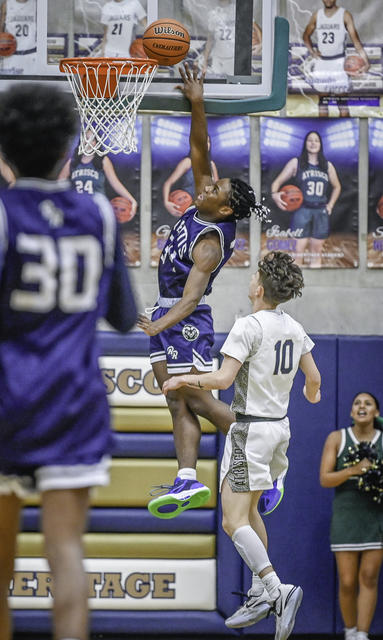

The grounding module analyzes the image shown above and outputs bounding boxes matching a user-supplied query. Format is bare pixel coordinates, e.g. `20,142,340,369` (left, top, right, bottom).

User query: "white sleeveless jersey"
5,0,37,54
101,0,146,57
207,4,236,60
316,7,346,58
221,309,314,418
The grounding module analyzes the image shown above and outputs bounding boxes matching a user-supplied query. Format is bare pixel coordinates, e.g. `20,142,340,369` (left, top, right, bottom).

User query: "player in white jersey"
303,0,369,117
100,0,146,58
0,0,36,74
202,0,262,77
163,251,321,640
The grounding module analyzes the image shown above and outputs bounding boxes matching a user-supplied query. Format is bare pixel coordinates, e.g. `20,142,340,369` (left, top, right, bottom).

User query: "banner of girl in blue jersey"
260,117,359,269
59,119,142,267
150,115,251,268
367,119,383,268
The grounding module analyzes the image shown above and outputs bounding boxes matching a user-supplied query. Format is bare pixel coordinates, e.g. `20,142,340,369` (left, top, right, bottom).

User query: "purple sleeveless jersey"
158,207,236,299
0,179,126,474
149,207,236,374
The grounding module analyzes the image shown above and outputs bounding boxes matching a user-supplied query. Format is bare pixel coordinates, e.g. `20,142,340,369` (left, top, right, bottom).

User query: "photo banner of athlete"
61,120,142,267
260,117,359,269
286,0,383,118
367,119,383,268
150,115,251,268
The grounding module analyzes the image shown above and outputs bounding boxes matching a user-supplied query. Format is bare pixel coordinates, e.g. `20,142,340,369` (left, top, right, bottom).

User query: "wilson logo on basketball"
154,27,185,38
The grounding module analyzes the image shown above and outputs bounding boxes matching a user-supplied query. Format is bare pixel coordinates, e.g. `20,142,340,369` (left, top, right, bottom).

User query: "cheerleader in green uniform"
320,392,383,640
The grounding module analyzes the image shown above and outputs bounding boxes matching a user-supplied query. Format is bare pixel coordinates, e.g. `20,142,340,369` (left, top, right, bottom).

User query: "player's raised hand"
162,376,187,395
176,62,205,102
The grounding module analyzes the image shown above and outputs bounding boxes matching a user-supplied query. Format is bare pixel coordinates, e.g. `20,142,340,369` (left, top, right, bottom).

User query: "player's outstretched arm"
163,355,242,395
300,352,321,403
344,11,369,72
137,232,222,336
177,63,212,196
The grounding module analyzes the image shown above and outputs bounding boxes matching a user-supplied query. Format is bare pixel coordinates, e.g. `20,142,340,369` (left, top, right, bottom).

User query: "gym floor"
12,635,383,640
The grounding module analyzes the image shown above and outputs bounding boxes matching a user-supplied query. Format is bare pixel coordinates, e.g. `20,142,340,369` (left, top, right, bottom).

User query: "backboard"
0,0,288,114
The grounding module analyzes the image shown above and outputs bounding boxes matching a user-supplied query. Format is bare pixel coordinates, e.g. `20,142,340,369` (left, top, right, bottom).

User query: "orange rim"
59,57,158,99
59,56,158,75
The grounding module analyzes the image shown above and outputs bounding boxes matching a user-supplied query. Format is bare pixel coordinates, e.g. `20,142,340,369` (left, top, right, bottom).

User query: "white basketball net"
60,58,158,156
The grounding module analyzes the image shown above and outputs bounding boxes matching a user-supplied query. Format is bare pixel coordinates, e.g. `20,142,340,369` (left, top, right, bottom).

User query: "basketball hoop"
59,57,158,156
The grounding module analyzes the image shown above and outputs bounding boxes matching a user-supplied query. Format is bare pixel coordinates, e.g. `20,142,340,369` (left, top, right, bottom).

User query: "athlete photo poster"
150,115,251,268
63,118,142,267
286,0,383,117
260,117,359,269
367,119,383,268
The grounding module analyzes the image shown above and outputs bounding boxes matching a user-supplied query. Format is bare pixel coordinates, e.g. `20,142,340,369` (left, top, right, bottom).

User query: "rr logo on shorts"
182,324,200,342
167,346,178,359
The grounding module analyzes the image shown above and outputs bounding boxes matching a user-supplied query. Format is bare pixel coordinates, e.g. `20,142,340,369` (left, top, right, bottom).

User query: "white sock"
232,525,271,574
178,467,196,480
249,574,265,597
261,571,281,601
356,632,369,640
344,627,357,640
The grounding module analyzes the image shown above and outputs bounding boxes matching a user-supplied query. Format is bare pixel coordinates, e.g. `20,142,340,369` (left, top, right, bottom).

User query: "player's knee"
221,514,235,538
339,574,358,593
184,392,207,417
44,537,82,574
165,392,187,418
359,567,379,590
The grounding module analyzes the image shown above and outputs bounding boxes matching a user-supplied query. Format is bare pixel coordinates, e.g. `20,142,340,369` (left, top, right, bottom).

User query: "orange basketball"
280,185,304,212
142,19,190,66
344,55,365,76
129,37,148,59
376,195,383,219
169,189,193,216
0,32,16,57
111,197,135,223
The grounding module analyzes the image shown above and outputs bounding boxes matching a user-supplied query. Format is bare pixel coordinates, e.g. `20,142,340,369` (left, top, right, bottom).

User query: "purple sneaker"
259,476,285,516
148,477,211,519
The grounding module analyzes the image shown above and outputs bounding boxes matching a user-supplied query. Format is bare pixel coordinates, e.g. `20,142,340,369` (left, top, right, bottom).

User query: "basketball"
142,19,190,66
129,37,147,59
169,189,193,216
344,55,365,76
376,195,383,219
111,197,135,223
0,32,16,57
280,185,304,212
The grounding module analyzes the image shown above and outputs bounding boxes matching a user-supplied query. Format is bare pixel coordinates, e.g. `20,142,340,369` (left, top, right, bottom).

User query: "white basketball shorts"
220,418,290,492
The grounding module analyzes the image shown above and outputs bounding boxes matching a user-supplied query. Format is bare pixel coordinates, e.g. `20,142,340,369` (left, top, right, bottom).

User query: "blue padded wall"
14,333,383,636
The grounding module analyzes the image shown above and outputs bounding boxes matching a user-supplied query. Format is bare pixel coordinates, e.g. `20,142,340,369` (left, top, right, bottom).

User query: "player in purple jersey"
0,84,137,640
137,64,271,519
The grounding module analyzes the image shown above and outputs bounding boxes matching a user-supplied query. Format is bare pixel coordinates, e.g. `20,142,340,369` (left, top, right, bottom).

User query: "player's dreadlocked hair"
229,178,270,222
0,84,78,178
258,251,304,305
